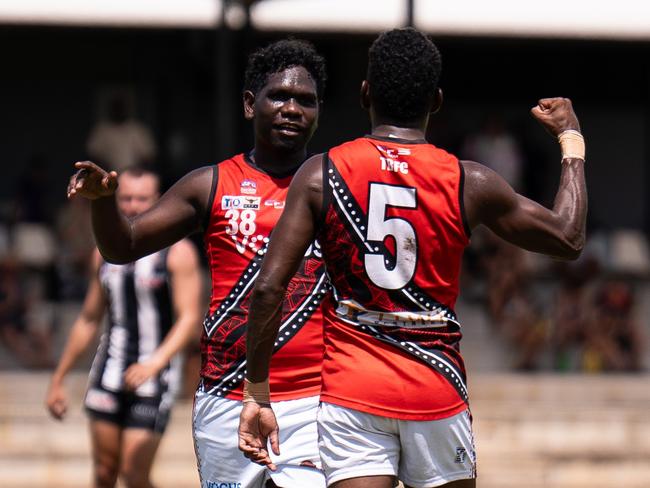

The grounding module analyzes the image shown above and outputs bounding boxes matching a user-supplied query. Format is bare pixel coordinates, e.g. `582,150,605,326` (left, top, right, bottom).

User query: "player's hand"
123,361,158,391
45,381,68,421
67,161,118,200
238,401,280,471
530,97,581,137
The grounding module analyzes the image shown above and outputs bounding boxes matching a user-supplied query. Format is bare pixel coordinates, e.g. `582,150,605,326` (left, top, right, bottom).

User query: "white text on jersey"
380,156,409,175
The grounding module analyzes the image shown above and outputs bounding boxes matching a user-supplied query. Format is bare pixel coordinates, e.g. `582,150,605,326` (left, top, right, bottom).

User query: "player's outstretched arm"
239,154,324,468
68,162,214,263
123,239,203,390
46,250,107,420
463,97,587,260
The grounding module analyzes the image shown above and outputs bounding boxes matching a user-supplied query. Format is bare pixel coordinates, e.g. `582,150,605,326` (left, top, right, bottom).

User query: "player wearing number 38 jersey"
64,39,330,488
320,136,469,419
201,151,326,400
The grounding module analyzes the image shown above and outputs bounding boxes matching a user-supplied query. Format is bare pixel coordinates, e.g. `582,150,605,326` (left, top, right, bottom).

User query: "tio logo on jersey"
222,196,260,210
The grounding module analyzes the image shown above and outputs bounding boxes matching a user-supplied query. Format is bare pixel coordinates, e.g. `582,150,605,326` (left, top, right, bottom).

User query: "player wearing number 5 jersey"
240,28,587,488
65,39,328,488
320,136,470,419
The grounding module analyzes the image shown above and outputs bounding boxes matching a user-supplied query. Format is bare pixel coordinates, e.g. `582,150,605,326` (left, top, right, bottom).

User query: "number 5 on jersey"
364,183,417,290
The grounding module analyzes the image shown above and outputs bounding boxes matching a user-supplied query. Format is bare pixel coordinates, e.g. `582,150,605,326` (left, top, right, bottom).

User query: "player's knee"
120,464,153,488
94,461,119,488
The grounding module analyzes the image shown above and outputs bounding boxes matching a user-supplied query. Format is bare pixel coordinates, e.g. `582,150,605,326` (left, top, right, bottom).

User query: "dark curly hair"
243,39,327,101
367,28,442,122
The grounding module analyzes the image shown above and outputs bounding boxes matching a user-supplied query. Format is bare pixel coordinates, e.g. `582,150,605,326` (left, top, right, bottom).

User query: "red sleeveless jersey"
201,153,327,401
318,136,470,420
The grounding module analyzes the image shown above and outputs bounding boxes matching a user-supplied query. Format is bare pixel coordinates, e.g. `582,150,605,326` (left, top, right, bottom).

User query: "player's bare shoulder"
296,153,325,192
287,153,326,212
461,160,492,188
172,165,216,203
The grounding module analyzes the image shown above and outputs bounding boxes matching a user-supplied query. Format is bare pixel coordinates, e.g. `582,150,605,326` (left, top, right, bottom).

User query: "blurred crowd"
458,117,647,373
0,97,647,375
464,229,646,372
0,93,160,369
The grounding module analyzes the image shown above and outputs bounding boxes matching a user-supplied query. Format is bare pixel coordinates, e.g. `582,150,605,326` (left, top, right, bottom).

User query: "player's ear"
431,88,443,114
360,80,371,111
243,90,255,120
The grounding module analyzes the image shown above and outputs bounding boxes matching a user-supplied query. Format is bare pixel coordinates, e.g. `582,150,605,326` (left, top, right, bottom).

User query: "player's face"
249,66,319,152
116,174,159,217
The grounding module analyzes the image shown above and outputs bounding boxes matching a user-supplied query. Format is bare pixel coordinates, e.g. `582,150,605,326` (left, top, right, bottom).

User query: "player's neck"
370,112,428,142
249,145,307,177
371,124,427,142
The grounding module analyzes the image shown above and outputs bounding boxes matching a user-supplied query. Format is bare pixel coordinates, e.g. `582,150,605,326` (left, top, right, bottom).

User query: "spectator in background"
86,93,157,173
8,155,59,353
0,258,54,368
499,275,548,371
462,114,524,191
552,258,599,371
55,197,95,300
481,232,526,325
12,155,53,224
479,231,548,370
582,279,644,372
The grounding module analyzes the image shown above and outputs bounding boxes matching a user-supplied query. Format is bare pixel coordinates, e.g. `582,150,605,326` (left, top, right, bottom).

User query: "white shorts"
318,402,476,488
193,390,325,488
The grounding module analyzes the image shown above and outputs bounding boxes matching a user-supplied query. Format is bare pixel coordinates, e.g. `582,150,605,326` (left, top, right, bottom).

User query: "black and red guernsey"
318,136,471,420
201,153,327,401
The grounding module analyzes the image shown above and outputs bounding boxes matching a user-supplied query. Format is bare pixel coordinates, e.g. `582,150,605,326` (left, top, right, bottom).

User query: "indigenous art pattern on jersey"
201,154,326,401
325,161,467,403
319,137,470,420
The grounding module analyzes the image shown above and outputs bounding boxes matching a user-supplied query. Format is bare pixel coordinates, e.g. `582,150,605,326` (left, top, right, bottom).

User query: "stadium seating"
0,372,198,487
1,372,649,487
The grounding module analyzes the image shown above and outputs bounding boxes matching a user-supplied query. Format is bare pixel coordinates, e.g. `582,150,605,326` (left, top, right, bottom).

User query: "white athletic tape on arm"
243,378,271,405
558,129,585,162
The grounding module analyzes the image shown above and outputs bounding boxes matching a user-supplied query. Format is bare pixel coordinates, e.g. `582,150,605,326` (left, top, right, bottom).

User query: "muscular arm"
463,97,587,260
463,158,586,259
46,250,107,419
124,239,203,390
70,163,215,263
245,154,324,383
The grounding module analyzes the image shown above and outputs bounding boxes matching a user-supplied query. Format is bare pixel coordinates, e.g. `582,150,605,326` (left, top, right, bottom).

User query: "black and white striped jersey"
89,248,180,398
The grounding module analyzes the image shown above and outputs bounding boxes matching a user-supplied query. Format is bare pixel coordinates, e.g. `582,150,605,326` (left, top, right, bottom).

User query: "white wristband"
558,129,585,162
243,378,271,405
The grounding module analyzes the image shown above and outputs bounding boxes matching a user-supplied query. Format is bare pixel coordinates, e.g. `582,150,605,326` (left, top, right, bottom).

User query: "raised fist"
530,98,581,137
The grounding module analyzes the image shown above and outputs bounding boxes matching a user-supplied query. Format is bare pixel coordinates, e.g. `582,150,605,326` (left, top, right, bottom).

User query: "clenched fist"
531,97,581,137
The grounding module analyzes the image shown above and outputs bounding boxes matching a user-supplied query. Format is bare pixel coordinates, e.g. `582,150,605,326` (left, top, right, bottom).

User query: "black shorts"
84,385,172,434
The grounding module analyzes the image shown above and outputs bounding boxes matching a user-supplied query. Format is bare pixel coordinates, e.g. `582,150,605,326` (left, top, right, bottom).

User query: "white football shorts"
193,390,325,488
317,402,476,488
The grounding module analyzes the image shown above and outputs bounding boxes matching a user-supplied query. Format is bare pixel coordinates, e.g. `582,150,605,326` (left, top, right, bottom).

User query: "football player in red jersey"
66,40,328,488
239,28,587,488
